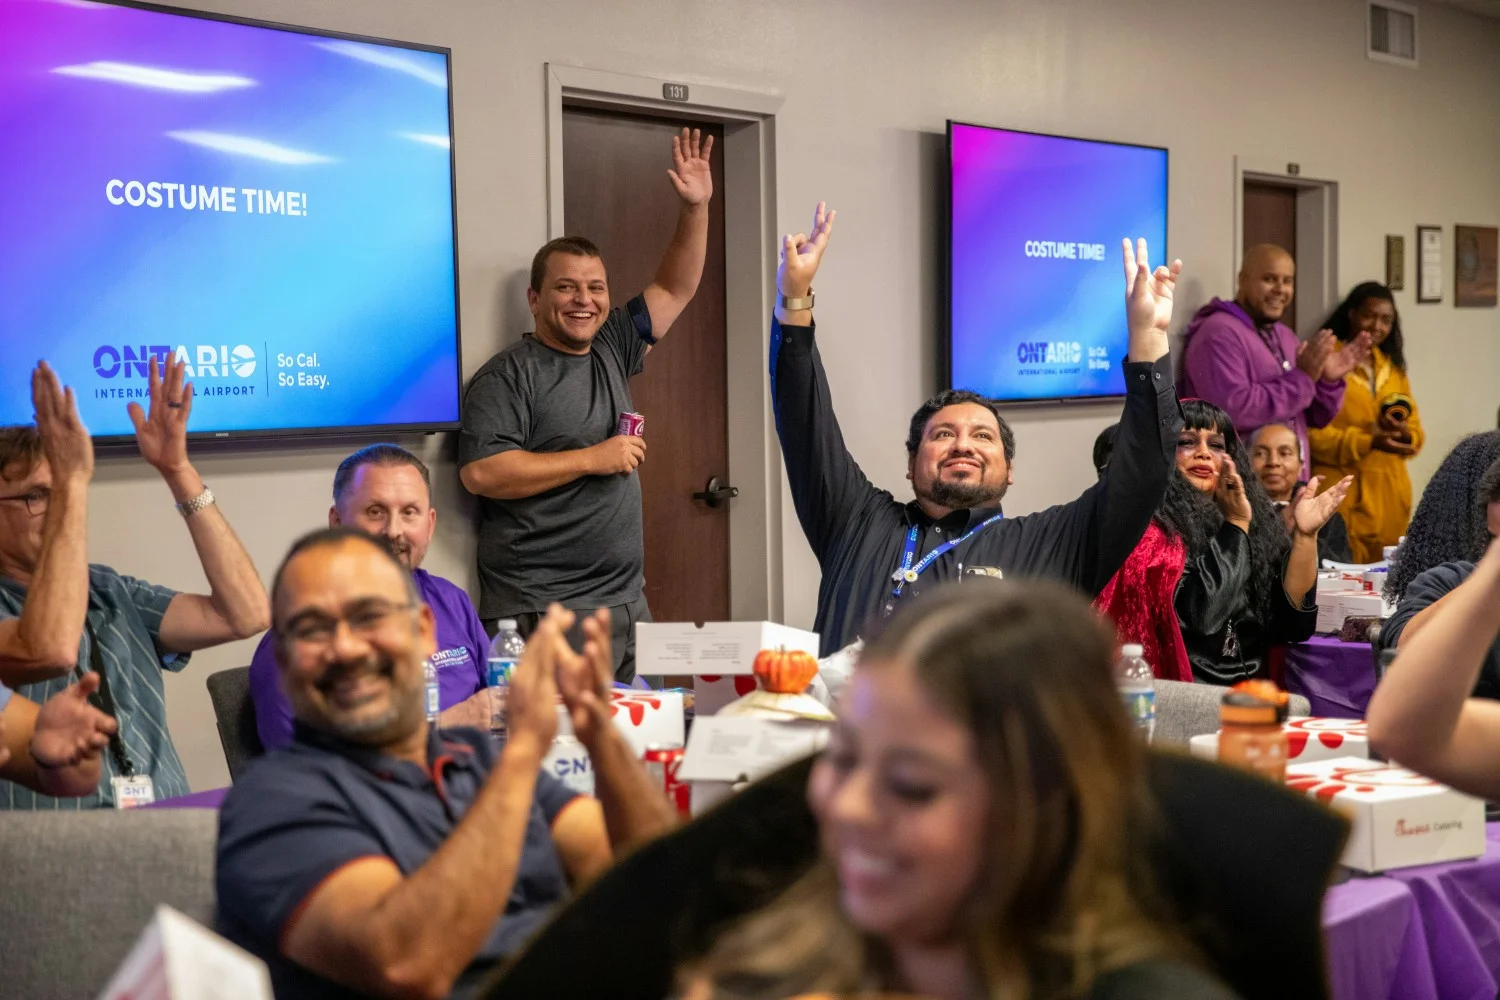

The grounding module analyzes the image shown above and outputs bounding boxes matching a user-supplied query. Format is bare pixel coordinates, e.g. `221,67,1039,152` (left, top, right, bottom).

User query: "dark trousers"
485,592,651,683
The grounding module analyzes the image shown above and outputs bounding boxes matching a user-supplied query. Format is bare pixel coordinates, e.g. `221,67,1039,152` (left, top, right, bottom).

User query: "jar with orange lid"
1218,684,1290,782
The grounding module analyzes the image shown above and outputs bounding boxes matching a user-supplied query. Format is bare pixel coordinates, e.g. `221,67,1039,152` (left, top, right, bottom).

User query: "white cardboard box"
693,674,761,717
636,621,820,675
678,715,830,816
1189,717,1369,764
1316,591,1388,634
1285,757,1487,872
554,689,686,756
100,905,273,1000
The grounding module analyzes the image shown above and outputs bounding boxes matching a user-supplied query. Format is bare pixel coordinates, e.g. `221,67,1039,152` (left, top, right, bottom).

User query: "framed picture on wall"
1385,235,1405,290
1417,225,1443,303
1455,224,1498,308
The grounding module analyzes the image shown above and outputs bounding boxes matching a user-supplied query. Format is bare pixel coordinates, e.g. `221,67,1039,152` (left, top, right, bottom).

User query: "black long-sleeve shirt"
770,318,1183,655
1174,522,1318,685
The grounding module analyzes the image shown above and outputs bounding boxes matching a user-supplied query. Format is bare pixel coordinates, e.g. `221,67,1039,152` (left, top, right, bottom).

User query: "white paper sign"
98,905,272,1000
678,715,829,784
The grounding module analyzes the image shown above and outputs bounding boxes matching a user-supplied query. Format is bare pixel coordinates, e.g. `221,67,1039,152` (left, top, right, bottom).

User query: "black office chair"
205,666,264,782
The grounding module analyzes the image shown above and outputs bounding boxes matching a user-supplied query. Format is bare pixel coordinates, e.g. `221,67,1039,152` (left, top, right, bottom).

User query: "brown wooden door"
1243,180,1299,328
562,107,730,625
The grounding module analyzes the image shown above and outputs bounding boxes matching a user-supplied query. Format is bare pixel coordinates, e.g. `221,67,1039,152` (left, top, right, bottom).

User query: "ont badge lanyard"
883,513,1004,616
83,619,155,809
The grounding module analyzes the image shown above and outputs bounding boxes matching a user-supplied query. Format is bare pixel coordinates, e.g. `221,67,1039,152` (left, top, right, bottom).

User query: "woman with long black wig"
1095,399,1351,685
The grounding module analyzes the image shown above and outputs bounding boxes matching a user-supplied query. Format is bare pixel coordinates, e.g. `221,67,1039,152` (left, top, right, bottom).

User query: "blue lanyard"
889,513,1005,602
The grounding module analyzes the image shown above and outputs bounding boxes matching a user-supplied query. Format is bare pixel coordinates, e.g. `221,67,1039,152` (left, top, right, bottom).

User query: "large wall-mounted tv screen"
947,121,1168,403
0,0,461,439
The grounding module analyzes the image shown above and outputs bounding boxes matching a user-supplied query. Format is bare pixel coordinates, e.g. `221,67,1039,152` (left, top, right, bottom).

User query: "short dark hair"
270,527,416,631
332,444,430,509
529,236,603,293
0,426,44,481
1092,424,1119,478
905,390,1015,462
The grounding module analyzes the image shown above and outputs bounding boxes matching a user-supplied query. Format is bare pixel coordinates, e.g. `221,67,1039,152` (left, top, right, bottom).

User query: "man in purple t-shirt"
248,445,489,750
1180,243,1370,459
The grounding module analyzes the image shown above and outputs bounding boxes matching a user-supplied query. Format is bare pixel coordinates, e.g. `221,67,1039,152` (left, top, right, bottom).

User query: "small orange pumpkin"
752,646,819,694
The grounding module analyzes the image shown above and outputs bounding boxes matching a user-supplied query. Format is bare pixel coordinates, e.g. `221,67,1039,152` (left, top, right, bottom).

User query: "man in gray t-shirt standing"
459,128,714,680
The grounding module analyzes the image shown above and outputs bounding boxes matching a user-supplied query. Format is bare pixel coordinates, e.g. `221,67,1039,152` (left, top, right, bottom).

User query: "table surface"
1284,636,1375,720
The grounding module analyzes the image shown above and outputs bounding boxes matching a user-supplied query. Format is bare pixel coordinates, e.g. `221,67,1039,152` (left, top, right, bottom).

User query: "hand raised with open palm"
1122,237,1183,363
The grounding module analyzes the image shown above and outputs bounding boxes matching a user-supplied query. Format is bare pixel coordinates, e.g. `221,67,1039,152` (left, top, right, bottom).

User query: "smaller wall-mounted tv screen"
0,0,461,439
947,121,1168,403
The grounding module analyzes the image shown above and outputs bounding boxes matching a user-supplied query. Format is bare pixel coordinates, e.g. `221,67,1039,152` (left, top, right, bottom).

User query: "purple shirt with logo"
248,568,490,751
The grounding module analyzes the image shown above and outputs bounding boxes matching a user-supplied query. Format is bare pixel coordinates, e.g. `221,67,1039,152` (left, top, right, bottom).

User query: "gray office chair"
205,666,264,781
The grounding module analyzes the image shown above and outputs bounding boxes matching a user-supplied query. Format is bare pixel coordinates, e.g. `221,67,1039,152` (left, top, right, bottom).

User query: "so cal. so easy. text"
277,352,329,390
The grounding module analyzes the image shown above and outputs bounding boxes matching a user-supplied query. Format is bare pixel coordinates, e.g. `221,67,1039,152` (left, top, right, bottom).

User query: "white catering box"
1315,591,1389,634
1285,757,1487,872
678,714,831,816
693,674,761,717
100,905,272,1000
552,689,685,757
635,621,820,675
1189,717,1369,764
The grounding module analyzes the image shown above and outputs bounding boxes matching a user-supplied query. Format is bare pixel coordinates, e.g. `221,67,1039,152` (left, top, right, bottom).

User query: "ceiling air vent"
1368,0,1418,67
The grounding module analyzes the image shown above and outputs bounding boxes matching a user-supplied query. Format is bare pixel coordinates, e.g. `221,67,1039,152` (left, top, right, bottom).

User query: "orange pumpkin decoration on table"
752,646,819,694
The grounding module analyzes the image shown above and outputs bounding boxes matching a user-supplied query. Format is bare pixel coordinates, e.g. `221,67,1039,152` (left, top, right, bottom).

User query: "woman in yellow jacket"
1309,282,1423,562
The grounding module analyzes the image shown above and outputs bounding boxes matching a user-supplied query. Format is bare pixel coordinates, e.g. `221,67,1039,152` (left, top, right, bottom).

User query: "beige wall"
81,0,1500,791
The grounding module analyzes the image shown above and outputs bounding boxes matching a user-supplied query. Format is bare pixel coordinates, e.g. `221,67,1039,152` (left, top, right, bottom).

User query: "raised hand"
505,605,565,752
1214,455,1253,531
778,202,836,298
1291,475,1353,535
1295,330,1335,379
30,674,117,768
1322,331,1372,383
127,355,192,474
667,127,714,207
1121,238,1182,363
555,609,614,747
31,362,93,485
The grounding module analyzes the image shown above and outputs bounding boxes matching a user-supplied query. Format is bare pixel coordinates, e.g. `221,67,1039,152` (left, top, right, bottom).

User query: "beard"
920,476,1009,511
313,654,422,743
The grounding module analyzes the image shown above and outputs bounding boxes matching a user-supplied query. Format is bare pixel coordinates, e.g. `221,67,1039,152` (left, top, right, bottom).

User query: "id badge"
111,775,156,809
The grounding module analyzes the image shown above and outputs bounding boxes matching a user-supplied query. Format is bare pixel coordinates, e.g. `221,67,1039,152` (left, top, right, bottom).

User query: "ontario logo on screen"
93,345,257,380
1015,341,1082,365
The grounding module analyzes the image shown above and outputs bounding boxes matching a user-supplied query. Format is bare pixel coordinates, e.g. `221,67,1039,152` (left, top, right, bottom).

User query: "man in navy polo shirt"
248,444,492,749
217,528,675,1000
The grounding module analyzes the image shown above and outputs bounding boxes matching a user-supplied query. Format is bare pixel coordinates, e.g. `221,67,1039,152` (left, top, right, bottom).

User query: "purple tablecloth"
145,786,226,809
1284,636,1375,719
1323,824,1500,1000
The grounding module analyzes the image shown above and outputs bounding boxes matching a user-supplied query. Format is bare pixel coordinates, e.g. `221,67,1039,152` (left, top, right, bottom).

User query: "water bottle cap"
497,619,518,631
1120,644,1144,657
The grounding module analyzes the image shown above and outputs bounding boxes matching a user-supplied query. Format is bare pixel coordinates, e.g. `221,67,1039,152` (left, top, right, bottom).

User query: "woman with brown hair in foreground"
683,580,1239,1000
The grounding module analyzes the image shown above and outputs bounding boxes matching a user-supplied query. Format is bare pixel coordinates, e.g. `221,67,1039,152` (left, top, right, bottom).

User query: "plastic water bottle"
487,620,525,745
1115,644,1155,742
422,657,440,726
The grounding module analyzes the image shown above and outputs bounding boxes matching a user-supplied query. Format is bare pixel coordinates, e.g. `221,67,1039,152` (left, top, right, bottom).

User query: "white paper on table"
98,905,273,1000
678,715,829,784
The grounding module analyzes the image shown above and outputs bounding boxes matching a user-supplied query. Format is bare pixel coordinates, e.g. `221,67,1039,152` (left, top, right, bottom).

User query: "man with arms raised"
0,359,268,808
773,204,1184,654
460,128,714,681
216,528,674,1000
1180,244,1368,460
248,444,491,749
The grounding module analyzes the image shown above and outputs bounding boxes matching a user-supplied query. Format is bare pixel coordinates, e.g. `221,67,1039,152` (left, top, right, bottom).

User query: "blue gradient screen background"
948,123,1167,402
0,0,460,436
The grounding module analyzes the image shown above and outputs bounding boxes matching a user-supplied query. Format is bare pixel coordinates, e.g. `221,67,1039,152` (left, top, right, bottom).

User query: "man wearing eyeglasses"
0,360,270,809
246,444,492,750
217,528,673,1000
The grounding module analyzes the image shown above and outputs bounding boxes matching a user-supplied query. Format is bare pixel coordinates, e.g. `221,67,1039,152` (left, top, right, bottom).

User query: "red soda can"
643,742,690,816
616,411,645,437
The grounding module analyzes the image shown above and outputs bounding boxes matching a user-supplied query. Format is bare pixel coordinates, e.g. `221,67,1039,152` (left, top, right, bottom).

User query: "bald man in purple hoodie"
1180,244,1369,459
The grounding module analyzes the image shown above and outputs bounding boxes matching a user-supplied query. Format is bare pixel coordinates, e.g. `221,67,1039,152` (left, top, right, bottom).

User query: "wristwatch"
779,289,815,311
176,487,216,518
